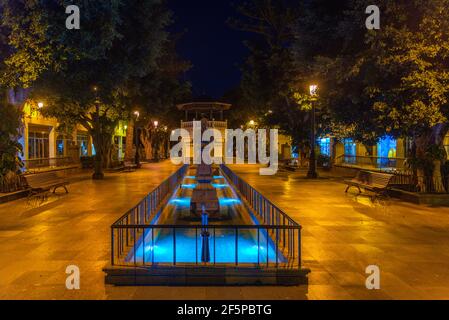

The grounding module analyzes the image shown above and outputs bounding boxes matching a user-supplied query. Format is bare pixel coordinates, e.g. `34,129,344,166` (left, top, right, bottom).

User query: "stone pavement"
228,164,449,300
0,161,448,299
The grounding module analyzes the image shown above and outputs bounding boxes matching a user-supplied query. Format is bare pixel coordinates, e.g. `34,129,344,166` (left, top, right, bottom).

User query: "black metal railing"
220,164,300,230
111,164,188,264
111,165,302,270
391,170,449,193
336,155,406,171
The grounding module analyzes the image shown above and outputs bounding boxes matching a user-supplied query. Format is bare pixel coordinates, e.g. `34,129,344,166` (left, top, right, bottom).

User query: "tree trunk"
414,123,449,193
92,133,104,180
141,128,153,160
124,119,134,161
430,123,449,193
416,168,426,193
414,134,431,193
432,160,445,193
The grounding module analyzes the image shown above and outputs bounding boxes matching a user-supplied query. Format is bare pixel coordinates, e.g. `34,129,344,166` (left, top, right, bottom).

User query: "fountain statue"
190,115,220,218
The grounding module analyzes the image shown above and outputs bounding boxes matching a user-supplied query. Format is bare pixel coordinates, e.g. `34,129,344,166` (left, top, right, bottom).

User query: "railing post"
195,227,198,265
266,227,269,267
152,227,154,265
235,228,238,266
133,227,136,266
111,227,114,266
298,228,301,269
257,228,260,267
275,227,279,267
173,227,176,266
283,216,286,248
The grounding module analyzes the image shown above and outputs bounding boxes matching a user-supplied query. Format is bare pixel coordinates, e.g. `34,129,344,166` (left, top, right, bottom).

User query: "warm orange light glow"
309,84,318,96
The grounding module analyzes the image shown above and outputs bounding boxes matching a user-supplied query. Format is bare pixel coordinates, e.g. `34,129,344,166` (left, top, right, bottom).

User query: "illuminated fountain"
105,102,309,286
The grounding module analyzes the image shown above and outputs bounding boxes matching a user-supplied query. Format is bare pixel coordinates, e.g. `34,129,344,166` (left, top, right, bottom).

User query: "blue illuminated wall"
377,136,397,158
318,137,331,156
344,139,356,156
343,139,356,164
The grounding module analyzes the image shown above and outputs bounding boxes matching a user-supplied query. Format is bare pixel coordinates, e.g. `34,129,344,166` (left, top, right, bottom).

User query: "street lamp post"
133,111,141,168
153,120,159,161
307,84,318,179
92,86,104,180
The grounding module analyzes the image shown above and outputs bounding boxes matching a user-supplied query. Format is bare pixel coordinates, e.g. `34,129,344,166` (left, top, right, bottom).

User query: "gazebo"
176,102,231,121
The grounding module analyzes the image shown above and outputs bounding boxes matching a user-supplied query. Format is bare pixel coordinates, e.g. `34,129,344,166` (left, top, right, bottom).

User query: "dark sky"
168,0,249,99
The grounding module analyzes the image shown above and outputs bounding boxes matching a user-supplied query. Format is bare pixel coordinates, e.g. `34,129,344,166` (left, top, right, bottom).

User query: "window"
28,130,49,159
377,135,397,169
318,137,331,156
56,135,65,156
344,138,356,164
77,133,89,157
377,135,397,158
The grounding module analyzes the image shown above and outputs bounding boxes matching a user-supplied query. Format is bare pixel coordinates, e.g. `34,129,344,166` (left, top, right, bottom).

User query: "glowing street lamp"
307,84,319,179
249,120,255,126
309,84,318,96
154,120,159,128
37,102,44,109
133,111,140,120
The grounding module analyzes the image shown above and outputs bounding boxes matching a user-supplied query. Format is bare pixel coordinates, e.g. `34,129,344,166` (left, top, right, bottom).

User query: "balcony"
180,120,227,130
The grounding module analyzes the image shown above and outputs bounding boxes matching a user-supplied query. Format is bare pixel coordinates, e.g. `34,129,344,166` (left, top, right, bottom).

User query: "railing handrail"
112,164,188,226
110,164,302,269
220,164,300,228
112,224,301,230
336,154,406,161
24,156,74,161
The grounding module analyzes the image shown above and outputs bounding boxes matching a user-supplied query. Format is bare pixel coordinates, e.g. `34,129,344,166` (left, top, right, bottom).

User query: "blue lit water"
130,172,283,264
134,228,279,264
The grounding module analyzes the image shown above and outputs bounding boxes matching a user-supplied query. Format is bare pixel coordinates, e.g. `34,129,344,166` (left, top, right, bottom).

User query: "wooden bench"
344,170,394,198
123,161,138,172
25,172,69,204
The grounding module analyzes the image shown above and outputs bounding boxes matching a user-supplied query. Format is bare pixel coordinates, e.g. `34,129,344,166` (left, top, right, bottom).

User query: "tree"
339,0,449,191
299,0,449,192
127,33,191,162
0,95,23,192
232,0,318,162
1,0,173,179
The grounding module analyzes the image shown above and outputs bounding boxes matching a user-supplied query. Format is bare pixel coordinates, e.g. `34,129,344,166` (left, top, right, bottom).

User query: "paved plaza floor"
0,161,448,299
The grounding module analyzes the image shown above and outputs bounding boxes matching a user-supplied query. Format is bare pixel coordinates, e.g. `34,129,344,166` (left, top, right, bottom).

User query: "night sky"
168,0,250,99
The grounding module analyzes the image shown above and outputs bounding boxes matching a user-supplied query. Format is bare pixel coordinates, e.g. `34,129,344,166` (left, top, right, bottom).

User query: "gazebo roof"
176,102,232,112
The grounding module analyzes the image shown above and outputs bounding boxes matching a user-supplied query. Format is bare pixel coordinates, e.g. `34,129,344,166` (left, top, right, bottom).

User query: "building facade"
9,89,127,172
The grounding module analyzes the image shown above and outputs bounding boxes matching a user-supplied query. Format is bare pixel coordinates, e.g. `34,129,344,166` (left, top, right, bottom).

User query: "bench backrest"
369,172,394,187
355,171,393,187
25,172,62,187
355,170,371,184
